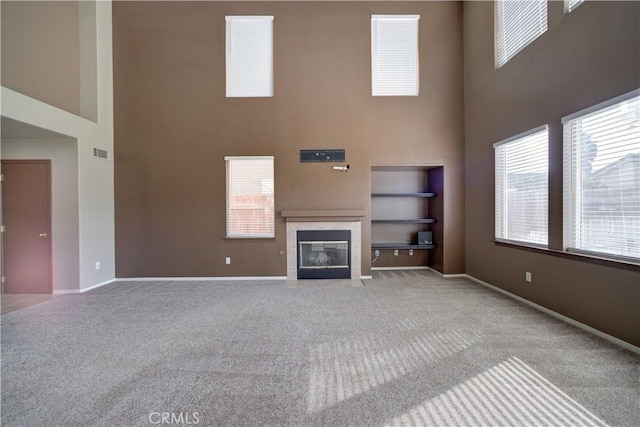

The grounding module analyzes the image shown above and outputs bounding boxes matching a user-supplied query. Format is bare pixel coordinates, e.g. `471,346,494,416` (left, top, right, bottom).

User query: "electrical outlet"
409,249,414,256
394,250,399,256
525,271,532,282
225,257,231,265
95,262,101,270
375,250,380,257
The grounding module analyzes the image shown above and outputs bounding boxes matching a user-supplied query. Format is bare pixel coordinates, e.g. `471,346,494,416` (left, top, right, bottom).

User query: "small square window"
226,16,274,97
371,14,419,97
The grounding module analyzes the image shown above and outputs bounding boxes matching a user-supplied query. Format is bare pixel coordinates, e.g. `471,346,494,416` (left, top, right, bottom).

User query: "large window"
371,14,419,97
563,90,640,262
495,0,547,67
225,16,274,98
495,126,549,246
225,156,275,238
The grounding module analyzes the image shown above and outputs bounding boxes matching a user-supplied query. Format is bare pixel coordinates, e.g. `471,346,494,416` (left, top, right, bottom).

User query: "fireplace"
297,230,351,279
283,210,364,280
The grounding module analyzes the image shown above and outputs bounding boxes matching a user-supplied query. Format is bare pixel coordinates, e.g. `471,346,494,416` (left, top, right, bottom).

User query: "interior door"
1,160,52,294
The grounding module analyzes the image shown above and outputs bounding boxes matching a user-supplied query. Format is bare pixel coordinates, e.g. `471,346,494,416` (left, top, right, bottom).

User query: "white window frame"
225,156,275,239
562,89,640,263
225,16,274,98
495,0,548,68
371,14,420,97
494,125,549,247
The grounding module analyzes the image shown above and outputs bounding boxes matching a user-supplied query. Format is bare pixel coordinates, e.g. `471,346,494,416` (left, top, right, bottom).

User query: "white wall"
2,138,80,292
1,1,114,291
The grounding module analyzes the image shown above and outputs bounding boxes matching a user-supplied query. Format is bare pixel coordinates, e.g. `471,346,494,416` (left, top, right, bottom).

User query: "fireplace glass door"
297,230,351,279
299,241,349,269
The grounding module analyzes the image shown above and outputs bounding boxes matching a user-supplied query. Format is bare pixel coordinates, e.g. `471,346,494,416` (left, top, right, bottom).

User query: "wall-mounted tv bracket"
300,149,346,163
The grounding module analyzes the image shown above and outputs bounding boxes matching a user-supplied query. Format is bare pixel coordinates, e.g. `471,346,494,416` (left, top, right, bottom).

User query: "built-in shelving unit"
371,166,444,270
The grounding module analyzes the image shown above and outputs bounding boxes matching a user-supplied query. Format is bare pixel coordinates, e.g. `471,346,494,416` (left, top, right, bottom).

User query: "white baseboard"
371,266,467,279
114,276,287,282
425,267,468,278
465,274,640,355
53,278,116,294
116,276,373,281
52,289,79,295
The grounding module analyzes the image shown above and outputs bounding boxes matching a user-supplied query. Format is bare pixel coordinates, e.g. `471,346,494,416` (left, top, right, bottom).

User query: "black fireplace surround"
296,230,351,279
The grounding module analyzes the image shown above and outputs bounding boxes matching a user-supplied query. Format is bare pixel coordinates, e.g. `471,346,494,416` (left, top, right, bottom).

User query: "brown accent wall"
1,1,81,116
464,1,640,346
113,1,464,278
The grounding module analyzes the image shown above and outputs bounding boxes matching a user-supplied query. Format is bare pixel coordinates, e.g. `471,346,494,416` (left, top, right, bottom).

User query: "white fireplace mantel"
281,209,366,222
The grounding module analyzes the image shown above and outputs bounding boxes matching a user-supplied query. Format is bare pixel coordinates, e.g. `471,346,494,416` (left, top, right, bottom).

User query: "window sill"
493,240,640,272
225,237,276,241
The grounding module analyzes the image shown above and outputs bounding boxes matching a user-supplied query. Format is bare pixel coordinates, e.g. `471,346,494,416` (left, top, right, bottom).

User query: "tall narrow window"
225,156,275,238
226,16,274,97
563,90,640,262
565,0,584,14
495,0,547,67
371,14,419,97
495,126,549,246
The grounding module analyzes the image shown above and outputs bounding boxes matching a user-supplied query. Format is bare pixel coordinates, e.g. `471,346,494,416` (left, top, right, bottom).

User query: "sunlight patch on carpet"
307,330,481,413
383,357,608,427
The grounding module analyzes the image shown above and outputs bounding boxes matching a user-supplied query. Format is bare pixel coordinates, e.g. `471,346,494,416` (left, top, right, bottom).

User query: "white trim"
423,267,467,278
224,155,274,161
495,238,548,250
53,289,81,295
53,279,116,294
114,275,373,282
225,16,274,22
562,88,640,123
371,266,467,279
465,274,640,355
114,276,287,282
371,14,420,21
493,124,548,148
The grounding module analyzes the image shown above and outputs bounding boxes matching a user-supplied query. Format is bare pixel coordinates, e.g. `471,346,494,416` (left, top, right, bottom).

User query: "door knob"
39,233,48,237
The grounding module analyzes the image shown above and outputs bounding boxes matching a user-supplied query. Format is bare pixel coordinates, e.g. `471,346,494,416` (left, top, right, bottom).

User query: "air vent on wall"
93,148,108,160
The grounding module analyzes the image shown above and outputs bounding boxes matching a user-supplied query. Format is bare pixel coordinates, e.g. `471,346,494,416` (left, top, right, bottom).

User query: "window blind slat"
495,127,549,246
563,92,640,261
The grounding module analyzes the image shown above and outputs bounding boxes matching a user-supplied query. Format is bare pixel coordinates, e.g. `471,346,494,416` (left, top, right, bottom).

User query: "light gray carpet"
1,270,638,426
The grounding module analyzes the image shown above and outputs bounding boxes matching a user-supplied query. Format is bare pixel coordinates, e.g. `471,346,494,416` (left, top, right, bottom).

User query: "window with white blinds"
495,126,549,246
371,14,419,97
563,90,640,262
565,0,584,13
225,156,275,238
226,16,273,98
495,0,547,68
